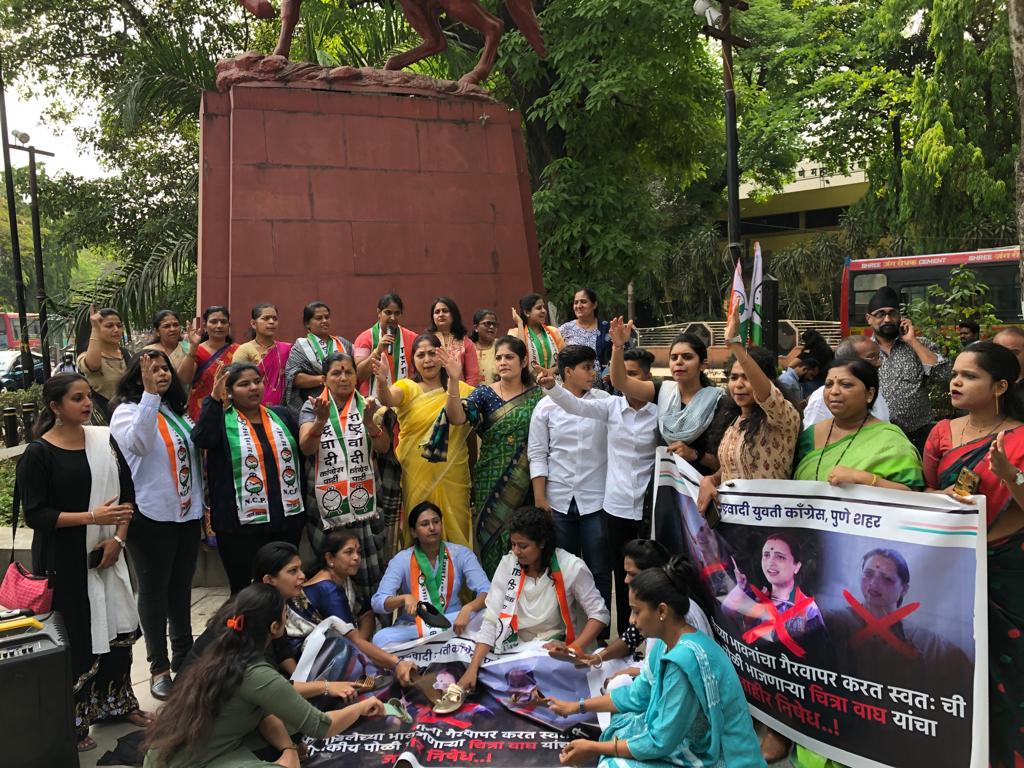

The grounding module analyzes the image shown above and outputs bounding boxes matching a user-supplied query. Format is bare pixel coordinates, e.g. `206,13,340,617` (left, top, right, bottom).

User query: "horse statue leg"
274,0,303,58
438,0,505,89
385,0,448,73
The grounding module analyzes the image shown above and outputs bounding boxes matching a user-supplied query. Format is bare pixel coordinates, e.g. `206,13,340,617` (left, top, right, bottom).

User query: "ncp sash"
314,391,376,528
224,405,303,525
410,545,454,637
494,553,574,652
156,406,195,517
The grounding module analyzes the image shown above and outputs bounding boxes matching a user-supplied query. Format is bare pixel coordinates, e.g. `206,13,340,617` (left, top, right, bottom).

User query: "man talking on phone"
865,286,951,453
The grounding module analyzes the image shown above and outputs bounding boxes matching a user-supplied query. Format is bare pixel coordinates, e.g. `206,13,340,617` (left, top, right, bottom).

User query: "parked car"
0,350,44,392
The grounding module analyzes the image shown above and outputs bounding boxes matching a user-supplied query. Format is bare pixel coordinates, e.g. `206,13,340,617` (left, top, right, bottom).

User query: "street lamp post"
694,0,750,266
0,61,34,388
9,139,55,379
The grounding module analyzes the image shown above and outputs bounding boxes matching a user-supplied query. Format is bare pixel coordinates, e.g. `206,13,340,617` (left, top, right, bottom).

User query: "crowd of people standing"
12,284,1024,767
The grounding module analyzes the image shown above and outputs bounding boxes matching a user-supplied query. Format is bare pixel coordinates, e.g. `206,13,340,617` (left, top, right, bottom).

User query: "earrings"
54,415,63,427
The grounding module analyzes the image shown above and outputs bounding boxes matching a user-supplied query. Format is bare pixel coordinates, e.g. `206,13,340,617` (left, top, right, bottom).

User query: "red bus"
0,312,42,350
840,246,1022,336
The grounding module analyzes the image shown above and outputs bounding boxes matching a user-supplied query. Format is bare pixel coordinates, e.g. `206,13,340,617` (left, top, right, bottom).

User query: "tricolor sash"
410,545,454,637
526,326,558,369
305,333,347,364
314,391,377,528
156,406,195,517
495,553,574,652
224,405,303,525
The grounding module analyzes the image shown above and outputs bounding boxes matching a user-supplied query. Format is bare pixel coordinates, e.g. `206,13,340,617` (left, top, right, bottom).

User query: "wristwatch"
1015,470,1024,486
113,535,126,549
726,335,744,345
577,697,586,714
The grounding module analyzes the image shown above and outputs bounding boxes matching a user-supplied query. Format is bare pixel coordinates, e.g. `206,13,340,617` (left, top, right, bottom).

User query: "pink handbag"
0,561,52,613
0,478,53,614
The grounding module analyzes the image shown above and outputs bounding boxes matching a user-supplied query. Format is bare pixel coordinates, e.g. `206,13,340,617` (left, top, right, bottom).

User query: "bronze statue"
235,0,546,90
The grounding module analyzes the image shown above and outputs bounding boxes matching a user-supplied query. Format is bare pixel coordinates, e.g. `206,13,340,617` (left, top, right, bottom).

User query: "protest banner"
652,449,988,768
294,628,618,768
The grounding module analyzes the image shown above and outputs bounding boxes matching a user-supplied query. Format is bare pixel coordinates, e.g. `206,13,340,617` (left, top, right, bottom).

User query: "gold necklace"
957,415,1006,447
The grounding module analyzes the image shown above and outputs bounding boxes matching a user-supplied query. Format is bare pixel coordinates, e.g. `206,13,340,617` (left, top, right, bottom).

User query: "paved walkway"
80,587,229,768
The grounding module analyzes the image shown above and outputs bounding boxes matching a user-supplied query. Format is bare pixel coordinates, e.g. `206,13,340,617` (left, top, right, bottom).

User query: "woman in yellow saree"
374,334,474,549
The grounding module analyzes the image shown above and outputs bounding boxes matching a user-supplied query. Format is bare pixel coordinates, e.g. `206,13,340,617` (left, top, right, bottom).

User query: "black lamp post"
9,137,55,379
0,61,34,388
694,0,750,266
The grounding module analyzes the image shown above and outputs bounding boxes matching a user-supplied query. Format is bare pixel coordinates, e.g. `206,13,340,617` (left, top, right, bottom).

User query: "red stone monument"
197,58,543,340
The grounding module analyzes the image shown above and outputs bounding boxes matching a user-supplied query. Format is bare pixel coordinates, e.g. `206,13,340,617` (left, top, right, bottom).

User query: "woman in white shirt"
455,506,609,695
110,351,204,702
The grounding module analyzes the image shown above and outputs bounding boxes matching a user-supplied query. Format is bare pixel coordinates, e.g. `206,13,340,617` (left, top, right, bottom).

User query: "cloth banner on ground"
652,448,987,768
294,626,620,767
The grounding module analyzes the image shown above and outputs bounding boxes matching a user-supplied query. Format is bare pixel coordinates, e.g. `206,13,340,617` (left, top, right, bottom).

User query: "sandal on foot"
433,683,465,714
128,709,155,727
77,736,97,753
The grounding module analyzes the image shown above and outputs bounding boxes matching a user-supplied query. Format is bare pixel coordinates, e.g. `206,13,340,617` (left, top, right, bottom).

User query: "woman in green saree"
793,357,923,490
442,335,544,575
791,357,922,768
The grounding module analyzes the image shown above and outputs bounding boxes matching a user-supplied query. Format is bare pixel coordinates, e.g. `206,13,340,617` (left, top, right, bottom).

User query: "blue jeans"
551,500,612,627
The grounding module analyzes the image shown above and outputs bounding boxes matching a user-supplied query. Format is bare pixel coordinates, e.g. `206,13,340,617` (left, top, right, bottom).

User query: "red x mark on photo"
741,583,813,658
843,589,921,659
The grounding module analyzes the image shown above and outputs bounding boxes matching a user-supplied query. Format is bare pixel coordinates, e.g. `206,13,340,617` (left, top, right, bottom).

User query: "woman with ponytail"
143,583,384,768
547,558,764,768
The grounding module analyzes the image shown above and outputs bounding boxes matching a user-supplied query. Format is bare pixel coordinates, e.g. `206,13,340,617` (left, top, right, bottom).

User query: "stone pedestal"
197,74,543,340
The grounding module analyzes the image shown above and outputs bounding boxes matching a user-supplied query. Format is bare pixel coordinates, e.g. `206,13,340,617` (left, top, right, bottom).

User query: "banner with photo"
652,449,988,768
294,627,621,768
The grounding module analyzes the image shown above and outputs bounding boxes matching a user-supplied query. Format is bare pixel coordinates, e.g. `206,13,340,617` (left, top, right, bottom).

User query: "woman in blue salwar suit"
548,559,765,768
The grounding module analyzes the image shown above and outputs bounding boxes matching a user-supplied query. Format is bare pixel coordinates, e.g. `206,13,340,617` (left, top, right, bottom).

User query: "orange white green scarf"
313,391,376,528
495,553,574,652
410,545,453,637
371,323,408,383
224,405,303,525
156,406,195,517
526,325,558,369
304,333,347,365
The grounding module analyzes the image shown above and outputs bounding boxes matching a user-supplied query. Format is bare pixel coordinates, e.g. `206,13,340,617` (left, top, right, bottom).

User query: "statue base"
197,68,542,340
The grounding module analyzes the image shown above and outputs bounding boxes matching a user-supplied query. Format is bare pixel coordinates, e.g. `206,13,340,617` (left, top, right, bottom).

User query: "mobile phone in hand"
88,548,103,569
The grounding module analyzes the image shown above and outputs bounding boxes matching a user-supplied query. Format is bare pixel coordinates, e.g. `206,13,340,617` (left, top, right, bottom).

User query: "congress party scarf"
156,406,195,517
410,545,453,637
314,390,377,528
224,405,303,525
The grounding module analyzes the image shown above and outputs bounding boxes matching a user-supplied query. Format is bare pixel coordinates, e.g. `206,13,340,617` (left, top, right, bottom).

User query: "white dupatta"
84,426,139,654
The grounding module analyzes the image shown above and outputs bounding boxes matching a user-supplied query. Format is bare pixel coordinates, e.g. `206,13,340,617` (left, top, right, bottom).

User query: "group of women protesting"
15,286,1024,768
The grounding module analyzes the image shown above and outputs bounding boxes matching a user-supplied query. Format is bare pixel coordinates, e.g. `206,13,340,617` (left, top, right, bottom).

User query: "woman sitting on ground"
548,558,766,768
300,530,375,641
456,506,610,694
179,542,417,695
142,583,385,768
370,501,491,647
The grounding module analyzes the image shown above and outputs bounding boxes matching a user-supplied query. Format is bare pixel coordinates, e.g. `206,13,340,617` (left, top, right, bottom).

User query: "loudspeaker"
0,612,78,767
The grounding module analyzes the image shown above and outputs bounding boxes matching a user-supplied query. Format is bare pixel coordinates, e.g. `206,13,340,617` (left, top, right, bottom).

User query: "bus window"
853,273,887,318
899,285,930,306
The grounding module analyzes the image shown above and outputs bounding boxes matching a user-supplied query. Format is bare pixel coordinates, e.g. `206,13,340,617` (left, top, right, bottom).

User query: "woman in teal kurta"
547,559,765,768
142,584,384,768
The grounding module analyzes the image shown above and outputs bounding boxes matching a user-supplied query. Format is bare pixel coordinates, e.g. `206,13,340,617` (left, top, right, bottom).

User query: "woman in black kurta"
18,373,147,751
191,362,305,593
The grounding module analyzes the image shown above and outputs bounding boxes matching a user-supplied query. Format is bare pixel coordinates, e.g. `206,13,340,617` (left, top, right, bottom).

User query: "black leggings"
126,514,202,676
216,527,304,594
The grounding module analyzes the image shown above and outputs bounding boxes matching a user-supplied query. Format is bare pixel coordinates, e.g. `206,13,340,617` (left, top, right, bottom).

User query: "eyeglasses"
869,310,900,320
479,321,497,327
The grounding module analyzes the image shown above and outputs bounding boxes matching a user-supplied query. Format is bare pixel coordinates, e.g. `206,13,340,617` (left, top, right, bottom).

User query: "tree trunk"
1008,0,1024,295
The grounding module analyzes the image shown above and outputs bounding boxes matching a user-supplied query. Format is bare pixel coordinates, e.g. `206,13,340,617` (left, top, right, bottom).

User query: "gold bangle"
323,679,330,697
282,744,299,751
614,736,620,757
871,473,879,487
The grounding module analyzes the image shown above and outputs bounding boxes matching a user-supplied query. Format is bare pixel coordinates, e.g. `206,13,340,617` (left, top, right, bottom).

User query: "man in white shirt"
803,334,891,428
535,347,659,634
529,344,612,614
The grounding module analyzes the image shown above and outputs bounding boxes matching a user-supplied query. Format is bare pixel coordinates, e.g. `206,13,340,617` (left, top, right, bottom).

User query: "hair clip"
226,614,246,632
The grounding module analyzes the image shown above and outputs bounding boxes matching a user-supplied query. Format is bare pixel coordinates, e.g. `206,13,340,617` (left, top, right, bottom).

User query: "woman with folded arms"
371,501,490,647
142,583,385,768
111,351,203,703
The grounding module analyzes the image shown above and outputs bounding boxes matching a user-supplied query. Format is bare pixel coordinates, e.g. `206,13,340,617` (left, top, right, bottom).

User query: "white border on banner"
651,447,989,768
